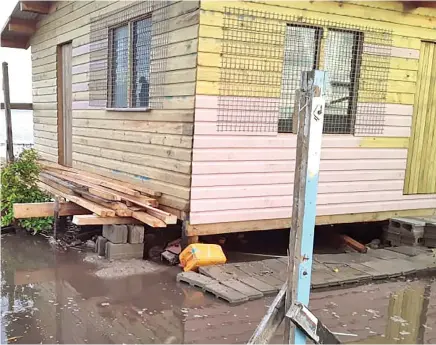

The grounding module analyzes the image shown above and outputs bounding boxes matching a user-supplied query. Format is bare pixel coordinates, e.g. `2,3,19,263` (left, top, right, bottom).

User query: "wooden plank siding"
30,0,200,213
190,1,436,226
404,41,436,194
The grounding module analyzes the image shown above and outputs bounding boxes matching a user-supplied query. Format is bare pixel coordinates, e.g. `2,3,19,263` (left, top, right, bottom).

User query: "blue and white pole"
284,70,327,345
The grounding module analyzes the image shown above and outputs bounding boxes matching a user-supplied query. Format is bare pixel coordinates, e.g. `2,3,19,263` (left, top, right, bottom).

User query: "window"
279,25,362,134
108,17,152,109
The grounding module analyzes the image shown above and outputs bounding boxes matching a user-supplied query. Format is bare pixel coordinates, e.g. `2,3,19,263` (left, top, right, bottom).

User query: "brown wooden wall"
31,1,199,215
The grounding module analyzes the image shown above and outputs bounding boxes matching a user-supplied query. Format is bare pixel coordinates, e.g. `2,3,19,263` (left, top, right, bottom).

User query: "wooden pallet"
14,160,177,228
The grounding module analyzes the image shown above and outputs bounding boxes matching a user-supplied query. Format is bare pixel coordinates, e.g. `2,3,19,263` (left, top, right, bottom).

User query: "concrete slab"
189,247,436,304
199,266,263,300
177,271,217,289
220,279,263,300
365,248,409,261
199,265,235,281
385,245,429,257
408,254,436,270
204,282,249,304
177,272,250,304
258,261,286,283
314,252,369,264
322,263,372,285
348,262,384,279
311,264,343,288
261,258,288,272
232,262,284,288
223,265,278,294
359,258,416,278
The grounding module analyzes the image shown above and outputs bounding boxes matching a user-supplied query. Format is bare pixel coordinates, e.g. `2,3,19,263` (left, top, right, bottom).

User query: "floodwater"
1,233,436,344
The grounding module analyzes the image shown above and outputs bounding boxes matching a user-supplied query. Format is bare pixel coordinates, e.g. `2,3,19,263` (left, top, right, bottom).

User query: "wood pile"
35,161,177,228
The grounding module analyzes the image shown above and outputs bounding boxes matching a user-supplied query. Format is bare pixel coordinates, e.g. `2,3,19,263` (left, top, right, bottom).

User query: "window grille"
89,1,166,109
280,26,363,133
108,17,152,108
218,7,392,134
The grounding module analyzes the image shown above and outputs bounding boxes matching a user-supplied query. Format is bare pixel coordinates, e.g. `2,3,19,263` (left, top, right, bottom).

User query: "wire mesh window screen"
111,26,129,108
324,30,360,133
132,19,152,108
89,1,164,109
218,7,392,134
279,25,321,133
108,17,152,108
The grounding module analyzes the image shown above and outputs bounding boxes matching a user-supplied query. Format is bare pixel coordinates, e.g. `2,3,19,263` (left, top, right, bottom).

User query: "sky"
0,0,33,104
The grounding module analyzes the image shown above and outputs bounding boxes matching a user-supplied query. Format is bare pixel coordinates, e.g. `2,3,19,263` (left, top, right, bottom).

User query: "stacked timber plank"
36,161,177,228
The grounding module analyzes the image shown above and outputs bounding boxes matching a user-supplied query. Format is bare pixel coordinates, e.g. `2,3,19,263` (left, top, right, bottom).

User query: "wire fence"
218,7,392,134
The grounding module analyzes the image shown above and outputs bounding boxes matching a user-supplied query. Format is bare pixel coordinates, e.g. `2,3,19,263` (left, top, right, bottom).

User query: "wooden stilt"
53,197,60,239
2,62,14,163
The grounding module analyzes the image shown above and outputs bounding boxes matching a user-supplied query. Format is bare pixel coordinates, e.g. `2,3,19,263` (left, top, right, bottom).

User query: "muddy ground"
1,232,436,344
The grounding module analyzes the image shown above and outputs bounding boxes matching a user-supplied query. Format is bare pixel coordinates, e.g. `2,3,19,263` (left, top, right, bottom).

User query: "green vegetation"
1,149,53,234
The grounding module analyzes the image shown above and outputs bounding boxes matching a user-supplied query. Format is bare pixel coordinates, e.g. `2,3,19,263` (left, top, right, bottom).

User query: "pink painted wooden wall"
190,95,436,225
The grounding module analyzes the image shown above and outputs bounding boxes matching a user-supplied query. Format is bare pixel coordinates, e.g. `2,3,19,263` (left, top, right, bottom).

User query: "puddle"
1,232,436,343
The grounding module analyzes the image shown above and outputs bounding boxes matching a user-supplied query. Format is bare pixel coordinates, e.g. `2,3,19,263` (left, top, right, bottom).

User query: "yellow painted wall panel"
258,1,436,30
405,41,436,194
359,137,410,149
200,2,436,40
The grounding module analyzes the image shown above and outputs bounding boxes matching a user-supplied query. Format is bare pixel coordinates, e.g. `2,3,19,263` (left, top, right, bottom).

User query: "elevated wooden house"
2,1,436,242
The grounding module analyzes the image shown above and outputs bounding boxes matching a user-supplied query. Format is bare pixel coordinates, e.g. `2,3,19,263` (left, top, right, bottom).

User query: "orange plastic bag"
179,244,227,272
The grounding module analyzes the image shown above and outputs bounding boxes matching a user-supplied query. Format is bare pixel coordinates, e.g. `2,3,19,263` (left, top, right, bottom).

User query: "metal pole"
284,70,326,344
2,62,14,163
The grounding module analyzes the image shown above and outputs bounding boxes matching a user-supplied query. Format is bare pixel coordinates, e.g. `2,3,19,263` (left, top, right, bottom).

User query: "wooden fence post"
2,62,14,163
284,70,327,344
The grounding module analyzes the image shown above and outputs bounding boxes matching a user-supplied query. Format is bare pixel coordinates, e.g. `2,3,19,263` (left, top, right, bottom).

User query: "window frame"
279,24,363,134
106,14,152,111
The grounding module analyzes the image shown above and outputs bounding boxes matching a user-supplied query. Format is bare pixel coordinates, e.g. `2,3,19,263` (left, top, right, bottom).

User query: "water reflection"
351,282,432,344
1,232,436,344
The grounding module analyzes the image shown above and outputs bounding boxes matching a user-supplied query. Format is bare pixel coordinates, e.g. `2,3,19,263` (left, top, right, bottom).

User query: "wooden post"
53,196,60,239
284,70,326,344
2,62,14,162
248,283,287,344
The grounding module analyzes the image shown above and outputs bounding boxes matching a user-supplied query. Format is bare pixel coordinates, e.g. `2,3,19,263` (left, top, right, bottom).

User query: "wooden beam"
248,284,287,344
20,1,50,14
185,208,436,236
39,173,78,194
77,191,132,217
1,38,28,49
56,44,64,165
2,62,14,163
1,102,32,110
8,18,37,35
144,206,177,224
44,169,158,207
39,160,160,197
13,202,90,218
339,234,367,253
37,181,116,217
72,215,142,226
88,187,122,201
132,211,166,228
78,190,128,210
